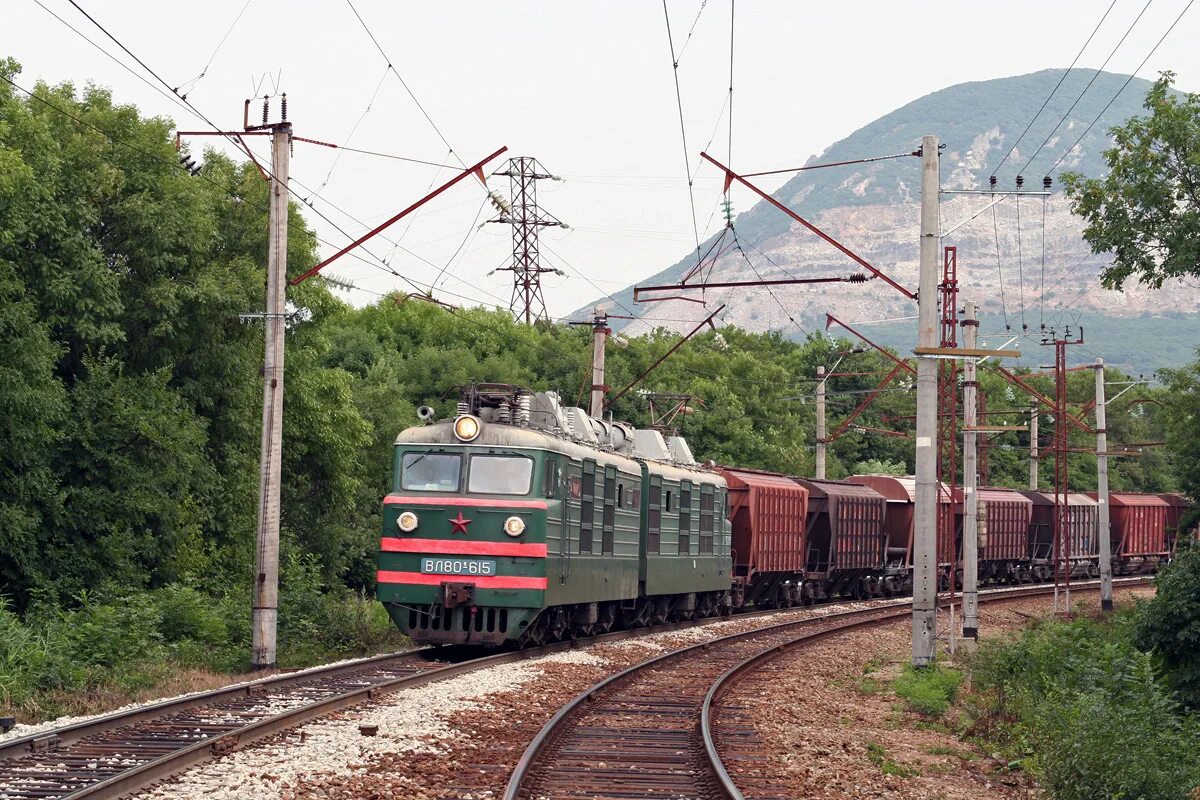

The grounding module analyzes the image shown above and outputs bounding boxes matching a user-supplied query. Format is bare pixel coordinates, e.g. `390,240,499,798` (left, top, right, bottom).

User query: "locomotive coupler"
442,581,475,608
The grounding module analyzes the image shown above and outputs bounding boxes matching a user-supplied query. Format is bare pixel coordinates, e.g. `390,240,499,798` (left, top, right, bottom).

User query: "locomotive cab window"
467,455,533,495
401,452,461,492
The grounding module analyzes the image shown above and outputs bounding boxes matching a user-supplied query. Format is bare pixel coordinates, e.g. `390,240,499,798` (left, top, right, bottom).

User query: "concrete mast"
251,116,292,670
912,134,940,667
961,301,979,639
1095,358,1113,611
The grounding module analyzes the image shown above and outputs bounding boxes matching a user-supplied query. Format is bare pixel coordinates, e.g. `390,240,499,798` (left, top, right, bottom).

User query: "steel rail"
700,577,1154,799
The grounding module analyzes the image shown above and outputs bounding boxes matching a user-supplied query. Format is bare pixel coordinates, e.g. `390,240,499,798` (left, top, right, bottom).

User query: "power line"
308,64,390,197
1015,0,1156,178
988,0,1119,178
1047,0,1196,175
174,0,254,98
674,0,710,63
662,0,702,267
992,203,1011,329
342,0,465,168
1016,191,1027,330
31,0,201,122
0,72,508,316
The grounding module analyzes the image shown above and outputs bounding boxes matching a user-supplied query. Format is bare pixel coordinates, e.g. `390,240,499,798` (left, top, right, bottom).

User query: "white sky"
5,0,1197,320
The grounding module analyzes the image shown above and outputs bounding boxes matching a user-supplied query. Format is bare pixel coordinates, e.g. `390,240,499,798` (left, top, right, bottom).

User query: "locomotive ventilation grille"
407,604,510,634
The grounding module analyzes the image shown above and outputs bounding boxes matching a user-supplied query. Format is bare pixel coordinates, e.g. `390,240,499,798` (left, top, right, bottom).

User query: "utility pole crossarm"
698,152,916,299
290,146,508,285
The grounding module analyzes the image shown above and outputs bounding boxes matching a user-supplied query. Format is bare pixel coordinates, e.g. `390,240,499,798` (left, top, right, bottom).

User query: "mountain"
585,69,1199,373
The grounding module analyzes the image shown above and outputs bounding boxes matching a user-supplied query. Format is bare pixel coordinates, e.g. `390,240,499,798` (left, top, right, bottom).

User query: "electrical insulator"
281,93,287,121
262,97,269,125
1043,176,1052,190
989,175,997,188
1015,175,1025,189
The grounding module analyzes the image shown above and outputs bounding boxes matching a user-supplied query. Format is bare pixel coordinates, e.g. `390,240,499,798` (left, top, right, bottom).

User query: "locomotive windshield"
400,452,461,492
467,455,533,495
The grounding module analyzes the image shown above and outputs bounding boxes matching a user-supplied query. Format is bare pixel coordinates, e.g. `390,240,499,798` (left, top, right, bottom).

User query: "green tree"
1135,538,1200,709
1063,73,1200,289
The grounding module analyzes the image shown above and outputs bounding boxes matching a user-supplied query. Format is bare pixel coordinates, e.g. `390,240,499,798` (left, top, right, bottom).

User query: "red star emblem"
449,511,472,534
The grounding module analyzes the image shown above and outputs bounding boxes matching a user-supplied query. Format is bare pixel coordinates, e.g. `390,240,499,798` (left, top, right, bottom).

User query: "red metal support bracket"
824,361,908,443
698,152,915,299
825,314,916,375
290,146,508,285
993,366,1094,435
604,305,725,408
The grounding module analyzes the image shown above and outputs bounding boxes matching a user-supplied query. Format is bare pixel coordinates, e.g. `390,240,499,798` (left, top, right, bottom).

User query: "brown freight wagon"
792,477,892,598
846,475,961,576
718,467,809,607
976,487,1033,581
1025,492,1099,578
1096,492,1170,572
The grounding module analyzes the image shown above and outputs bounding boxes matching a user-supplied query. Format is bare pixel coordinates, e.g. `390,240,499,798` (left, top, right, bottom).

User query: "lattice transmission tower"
489,156,566,323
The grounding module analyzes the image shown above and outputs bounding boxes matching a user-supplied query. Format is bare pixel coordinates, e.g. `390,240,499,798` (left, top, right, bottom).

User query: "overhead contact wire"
1016,0,1156,178
988,0,1119,177
662,0,703,269
1047,0,1196,175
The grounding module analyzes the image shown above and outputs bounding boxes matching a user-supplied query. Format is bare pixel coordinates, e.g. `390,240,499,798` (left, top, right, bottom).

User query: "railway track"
0,579,1148,800
504,579,1150,800
0,603,829,800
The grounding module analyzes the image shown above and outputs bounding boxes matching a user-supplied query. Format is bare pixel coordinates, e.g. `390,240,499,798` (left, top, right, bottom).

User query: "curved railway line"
0,579,1149,800
0,603,838,800
504,578,1150,800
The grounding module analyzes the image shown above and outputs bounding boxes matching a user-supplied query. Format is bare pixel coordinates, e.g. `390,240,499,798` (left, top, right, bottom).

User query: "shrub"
893,662,962,717
967,611,1200,800
1134,537,1200,709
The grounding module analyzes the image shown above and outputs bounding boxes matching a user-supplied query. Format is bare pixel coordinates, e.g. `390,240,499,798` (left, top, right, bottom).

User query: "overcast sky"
6,0,1197,319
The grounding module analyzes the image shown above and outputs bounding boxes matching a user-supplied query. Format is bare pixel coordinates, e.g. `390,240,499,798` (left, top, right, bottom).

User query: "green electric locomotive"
376,384,732,646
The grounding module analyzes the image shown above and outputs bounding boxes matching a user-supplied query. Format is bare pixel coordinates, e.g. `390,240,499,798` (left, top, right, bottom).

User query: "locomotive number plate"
420,558,497,576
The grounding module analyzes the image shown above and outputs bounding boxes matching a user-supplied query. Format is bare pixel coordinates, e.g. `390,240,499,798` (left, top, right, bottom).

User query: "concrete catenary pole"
1095,358,1114,611
589,306,608,418
961,301,979,639
816,365,827,479
1029,404,1039,490
251,119,292,670
913,134,940,667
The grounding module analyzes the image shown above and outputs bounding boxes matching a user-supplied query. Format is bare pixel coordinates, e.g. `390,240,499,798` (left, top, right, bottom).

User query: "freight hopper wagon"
1092,492,1171,573
846,475,962,589
792,478,892,599
976,488,1033,583
719,468,809,608
377,384,732,646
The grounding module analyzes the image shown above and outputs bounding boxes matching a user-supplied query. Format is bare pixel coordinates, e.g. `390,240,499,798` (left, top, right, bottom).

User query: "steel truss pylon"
489,156,565,324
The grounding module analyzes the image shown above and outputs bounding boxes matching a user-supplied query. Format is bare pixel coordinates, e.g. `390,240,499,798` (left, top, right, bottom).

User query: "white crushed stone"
0,649,418,744
130,648,599,800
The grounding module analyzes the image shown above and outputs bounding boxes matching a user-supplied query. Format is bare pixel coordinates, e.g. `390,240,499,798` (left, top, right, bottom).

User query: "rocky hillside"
588,69,1199,369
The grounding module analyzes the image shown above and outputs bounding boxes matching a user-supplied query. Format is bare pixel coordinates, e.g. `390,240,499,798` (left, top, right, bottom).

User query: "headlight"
453,414,481,442
503,516,526,537
397,511,419,532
